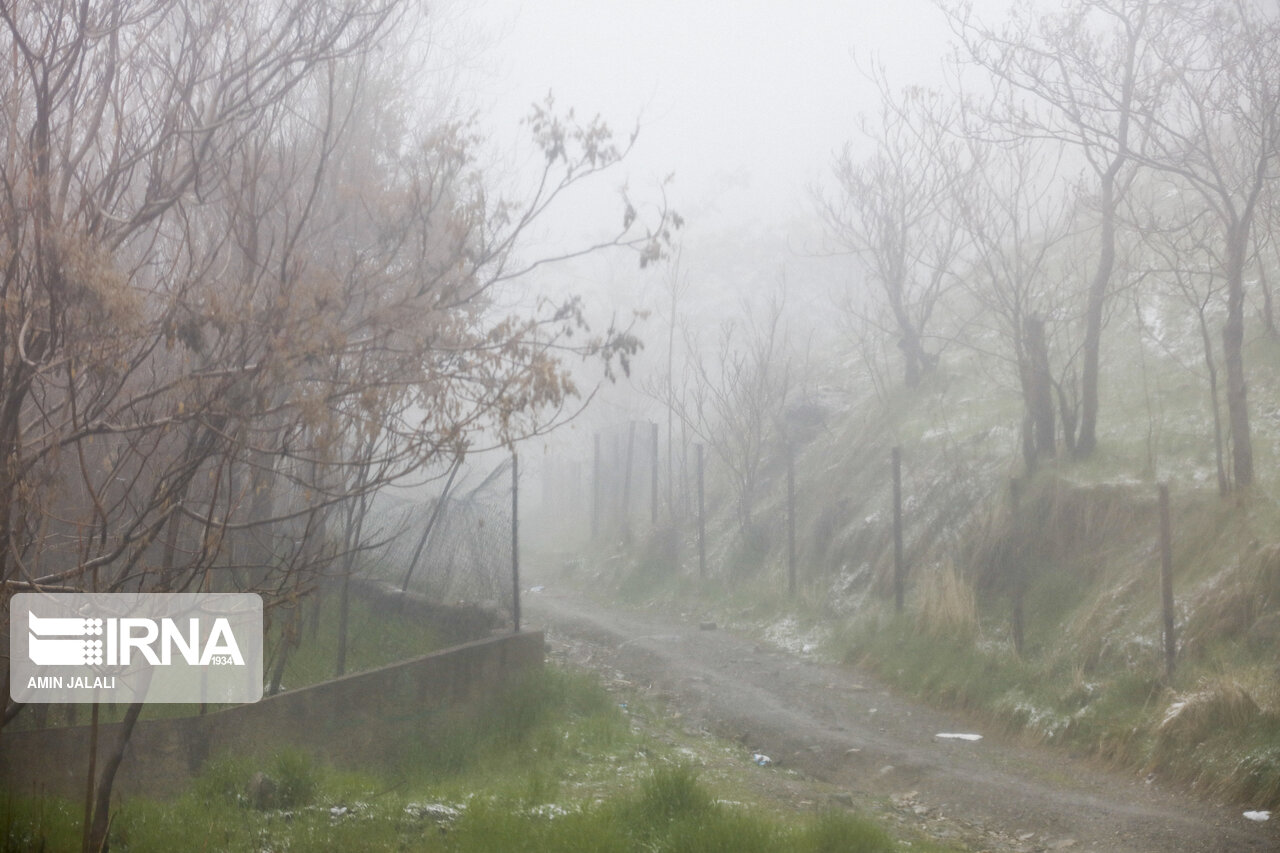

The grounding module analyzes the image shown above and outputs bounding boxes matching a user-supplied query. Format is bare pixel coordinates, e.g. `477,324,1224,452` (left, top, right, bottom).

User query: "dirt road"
522,585,1280,852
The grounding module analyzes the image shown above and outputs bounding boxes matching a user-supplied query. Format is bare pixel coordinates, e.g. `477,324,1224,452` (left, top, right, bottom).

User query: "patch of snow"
1243,810,1271,822
404,802,463,823
935,733,983,742
528,803,570,820
1160,700,1188,729
762,616,828,657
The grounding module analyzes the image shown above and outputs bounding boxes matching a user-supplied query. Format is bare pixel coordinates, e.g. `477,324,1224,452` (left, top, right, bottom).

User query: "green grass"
2,670,945,853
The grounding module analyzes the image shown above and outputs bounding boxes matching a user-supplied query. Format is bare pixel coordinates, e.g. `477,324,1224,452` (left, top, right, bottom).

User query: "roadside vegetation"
584,329,1280,815
552,0,1280,818
2,666,957,852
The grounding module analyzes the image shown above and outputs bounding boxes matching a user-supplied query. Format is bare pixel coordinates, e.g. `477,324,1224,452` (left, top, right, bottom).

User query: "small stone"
247,771,277,810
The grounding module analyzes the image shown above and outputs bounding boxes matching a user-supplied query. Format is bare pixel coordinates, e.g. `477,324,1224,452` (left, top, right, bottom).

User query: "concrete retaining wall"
0,631,544,799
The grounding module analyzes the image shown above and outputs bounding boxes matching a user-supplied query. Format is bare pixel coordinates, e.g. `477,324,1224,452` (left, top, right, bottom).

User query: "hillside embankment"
575,344,1280,819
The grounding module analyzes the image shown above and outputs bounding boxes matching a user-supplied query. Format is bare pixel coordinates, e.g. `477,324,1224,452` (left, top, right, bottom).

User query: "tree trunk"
1055,377,1078,457
86,699,145,852
894,312,932,390
1223,226,1254,488
1196,305,1230,496
901,336,922,389
1076,173,1118,457
1023,315,1055,458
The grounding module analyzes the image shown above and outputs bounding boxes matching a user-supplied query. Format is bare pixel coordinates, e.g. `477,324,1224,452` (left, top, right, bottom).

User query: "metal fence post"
512,451,520,634
787,440,796,597
892,446,904,612
1159,483,1176,679
697,443,706,580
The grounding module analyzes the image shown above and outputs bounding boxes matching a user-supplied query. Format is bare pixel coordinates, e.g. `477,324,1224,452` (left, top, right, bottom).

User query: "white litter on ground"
936,733,983,742
1243,810,1271,822
752,753,773,766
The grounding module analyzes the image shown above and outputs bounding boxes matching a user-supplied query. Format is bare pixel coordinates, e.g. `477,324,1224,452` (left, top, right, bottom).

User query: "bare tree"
0,2,678,847
951,103,1078,468
1128,0,1280,489
943,0,1169,456
820,68,969,388
673,292,794,558
1129,179,1230,493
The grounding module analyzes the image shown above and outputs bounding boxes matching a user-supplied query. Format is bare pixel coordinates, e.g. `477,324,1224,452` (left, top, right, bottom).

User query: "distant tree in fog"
943,0,1280,489
951,98,1079,467
943,0,1167,458
819,67,969,389
672,293,793,554
1125,0,1280,489
1128,180,1230,493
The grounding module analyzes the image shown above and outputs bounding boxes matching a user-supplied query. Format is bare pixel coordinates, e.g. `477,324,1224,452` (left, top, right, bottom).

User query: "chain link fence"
363,458,514,615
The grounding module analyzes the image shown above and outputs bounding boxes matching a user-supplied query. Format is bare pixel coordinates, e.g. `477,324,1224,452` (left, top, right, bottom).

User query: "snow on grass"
762,616,829,657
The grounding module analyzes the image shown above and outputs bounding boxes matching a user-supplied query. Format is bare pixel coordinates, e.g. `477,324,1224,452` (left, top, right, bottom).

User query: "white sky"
461,0,963,231
430,0,1017,456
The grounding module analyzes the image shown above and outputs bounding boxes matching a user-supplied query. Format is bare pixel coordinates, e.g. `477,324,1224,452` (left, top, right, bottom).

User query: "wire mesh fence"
363,458,514,616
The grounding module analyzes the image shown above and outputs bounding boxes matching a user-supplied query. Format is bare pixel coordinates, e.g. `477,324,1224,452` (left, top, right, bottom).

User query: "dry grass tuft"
960,476,1154,594
1183,543,1280,654
1156,678,1260,748
917,558,978,640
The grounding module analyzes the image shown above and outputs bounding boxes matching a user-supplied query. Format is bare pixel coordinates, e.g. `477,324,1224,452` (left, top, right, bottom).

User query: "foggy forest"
4,1,1280,851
